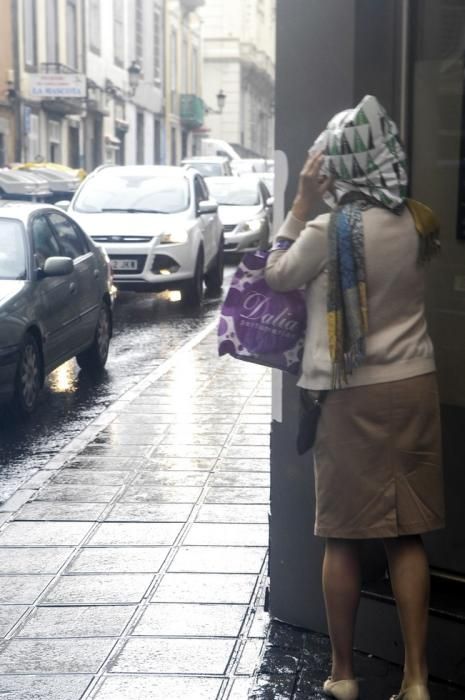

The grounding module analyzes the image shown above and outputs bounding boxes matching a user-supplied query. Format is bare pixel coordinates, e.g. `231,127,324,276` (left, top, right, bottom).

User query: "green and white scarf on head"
313,94,408,210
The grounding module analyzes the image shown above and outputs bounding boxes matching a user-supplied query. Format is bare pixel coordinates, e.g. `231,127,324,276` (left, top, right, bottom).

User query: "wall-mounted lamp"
205,89,226,115
104,61,142,100
127,60,142,96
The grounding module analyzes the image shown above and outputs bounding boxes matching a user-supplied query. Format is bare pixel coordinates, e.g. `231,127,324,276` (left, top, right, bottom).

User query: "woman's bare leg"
323,538,361,681
383,535,430,689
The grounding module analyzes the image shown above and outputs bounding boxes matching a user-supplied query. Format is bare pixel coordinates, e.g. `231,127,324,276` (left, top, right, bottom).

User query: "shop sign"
28,73,86,99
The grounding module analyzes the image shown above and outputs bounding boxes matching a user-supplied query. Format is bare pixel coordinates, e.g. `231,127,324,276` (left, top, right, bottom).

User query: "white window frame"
89,0,101,54
23,0,37,68
153,5,162,85
46,0,59,64
113,0,125,67
66,0,78,69
136,0,144,64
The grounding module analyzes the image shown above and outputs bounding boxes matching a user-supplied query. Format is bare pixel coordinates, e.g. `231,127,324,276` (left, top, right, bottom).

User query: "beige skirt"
313,373,445,539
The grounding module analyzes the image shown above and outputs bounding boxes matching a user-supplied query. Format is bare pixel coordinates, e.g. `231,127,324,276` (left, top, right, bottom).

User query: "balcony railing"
180,94,205,129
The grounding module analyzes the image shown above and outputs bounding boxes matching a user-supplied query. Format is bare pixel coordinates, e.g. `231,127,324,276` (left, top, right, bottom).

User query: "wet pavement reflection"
0,268,235,503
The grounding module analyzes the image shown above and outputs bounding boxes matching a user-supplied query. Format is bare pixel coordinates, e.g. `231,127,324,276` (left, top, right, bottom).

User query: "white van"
199,139,241,161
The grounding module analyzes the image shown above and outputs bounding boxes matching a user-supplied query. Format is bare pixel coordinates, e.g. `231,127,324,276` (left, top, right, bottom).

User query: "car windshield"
0,219,27,280
74,174,190,214
186,162,222,177
207,180,260,206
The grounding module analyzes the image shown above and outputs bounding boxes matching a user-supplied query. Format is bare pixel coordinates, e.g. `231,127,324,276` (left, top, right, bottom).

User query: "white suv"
67,165,224,306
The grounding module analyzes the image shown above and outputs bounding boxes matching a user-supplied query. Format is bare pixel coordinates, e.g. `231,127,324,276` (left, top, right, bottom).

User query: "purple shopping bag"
218,250,306,374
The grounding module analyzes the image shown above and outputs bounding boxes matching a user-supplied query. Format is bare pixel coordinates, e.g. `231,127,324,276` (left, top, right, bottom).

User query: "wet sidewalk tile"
169,545,267,574
132,470,209,486
0,547,73,574
93,675,223,700
196,504,269,524
151,572,257,604
236,638,265,675
0,637,116,673
0,675,93,700
210,472,270,488
66,546,170,573
205,487,269,504
143,456,215,471
133,602,247,637
50,469,130,485
42,573,154,605
16,605,135,638
215,458,270,472
105,502,193,522
15,502,107,521
122,484,203,503
184,523,268,547
34,484,121,502
0,606,28,637
86,522,183,546
0,521,92,546
111,636,235,674
0,576,54,604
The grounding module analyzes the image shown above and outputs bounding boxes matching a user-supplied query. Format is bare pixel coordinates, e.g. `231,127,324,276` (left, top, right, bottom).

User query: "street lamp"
127,61,142,96
205,89,227,115
216,89,226,113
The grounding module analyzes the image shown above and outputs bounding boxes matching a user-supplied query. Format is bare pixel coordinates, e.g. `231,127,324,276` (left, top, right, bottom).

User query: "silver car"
66,165,224,307
206,176,273,254
0,201,114,415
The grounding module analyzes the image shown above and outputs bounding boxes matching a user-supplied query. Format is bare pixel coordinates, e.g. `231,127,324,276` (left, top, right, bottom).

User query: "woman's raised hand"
292,152,331,221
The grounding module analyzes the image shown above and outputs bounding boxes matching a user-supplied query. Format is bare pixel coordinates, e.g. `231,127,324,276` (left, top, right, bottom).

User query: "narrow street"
0,267,235,504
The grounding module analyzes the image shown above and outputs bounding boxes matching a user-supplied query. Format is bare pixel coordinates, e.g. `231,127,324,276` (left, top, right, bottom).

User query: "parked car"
242,171,275,196
231,158,268,175
64,165,224,306
0,169,51,202
15,161,87,181
206,176,273,254
17,167,80,203
180,156,233,177
0,201,114,415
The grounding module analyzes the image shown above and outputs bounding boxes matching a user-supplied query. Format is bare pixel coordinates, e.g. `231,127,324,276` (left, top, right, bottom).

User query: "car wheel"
76,303,112,372
205,235,224,293
14,333,42,416
182,248,204,308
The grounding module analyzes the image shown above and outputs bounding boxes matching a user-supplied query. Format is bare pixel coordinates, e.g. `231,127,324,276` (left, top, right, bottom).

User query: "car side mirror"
55,200,71,211
266,196,274,208
42,256,74,277
198,199,218,215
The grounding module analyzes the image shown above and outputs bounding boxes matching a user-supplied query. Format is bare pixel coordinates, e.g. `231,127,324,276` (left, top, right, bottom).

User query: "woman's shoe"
390,684,430,700
323,677,359,700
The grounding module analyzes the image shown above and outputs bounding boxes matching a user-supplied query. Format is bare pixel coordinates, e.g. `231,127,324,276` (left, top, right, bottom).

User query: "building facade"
84,0,165,168
199,0,275,158
271,0,465,687
0,2,15,167
164,0,205,165
10,0,86,167
2,0,204,171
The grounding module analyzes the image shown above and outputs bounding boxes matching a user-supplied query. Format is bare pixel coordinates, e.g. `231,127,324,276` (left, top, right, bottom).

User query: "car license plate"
111,259,138,271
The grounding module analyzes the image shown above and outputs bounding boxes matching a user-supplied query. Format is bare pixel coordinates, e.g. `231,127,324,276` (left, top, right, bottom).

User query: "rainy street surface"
0,266,235,504
0,304,272,700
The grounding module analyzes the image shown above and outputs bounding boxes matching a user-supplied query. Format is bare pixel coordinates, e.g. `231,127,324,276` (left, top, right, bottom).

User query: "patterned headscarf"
309,96,438,387
312,94,408,210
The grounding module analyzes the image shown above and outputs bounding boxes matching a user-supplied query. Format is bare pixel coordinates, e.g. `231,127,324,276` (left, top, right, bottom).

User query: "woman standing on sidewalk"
265,95,444,700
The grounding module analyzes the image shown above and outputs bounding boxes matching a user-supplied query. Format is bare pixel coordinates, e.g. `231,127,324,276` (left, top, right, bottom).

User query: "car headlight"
235,218,264,234
160,230,188,244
